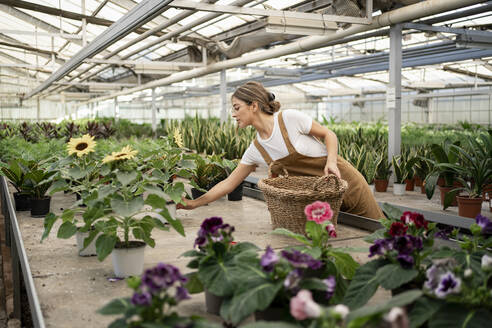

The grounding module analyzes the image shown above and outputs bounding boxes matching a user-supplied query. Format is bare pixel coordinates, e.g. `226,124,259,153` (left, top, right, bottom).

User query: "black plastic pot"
205,290,223,315
227,183,243,201
191,187,206,200
13,192,31,211
30,196,51,218
254,307,289,321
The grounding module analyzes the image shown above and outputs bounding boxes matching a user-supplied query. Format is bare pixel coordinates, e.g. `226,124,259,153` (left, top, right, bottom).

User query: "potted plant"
363,150,377,194
181,217,259,315
23,166,57,217
434,137,492,218
391,155,406,196
0,159,37,211
221,201,359,325
425,141,461,207
343,204,443,310
414,146,432,194
222,159,243,201
98,262,221,328
374,153,392,192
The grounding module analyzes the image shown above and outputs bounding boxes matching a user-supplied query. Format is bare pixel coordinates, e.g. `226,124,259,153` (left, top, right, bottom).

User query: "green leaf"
164,182,185,204
343,259,388,309
68,167,86,180
271,228,310,246
116,171,138,187
184,272,204,294
429,304,492,328
97,298,131,315
329,251,360,280
95,234,118,262
376,264,419,290
409,296,443,328
221,280,283,325
241,322,300,328
47,179,68,195
41,212,57,241
144,193,166,209
158,208,185,236
57,221,77,239
197,256,239,297
380,203,403,220
305,221,324,246
111,196,144,218
347,290,423,324
363,228,385,244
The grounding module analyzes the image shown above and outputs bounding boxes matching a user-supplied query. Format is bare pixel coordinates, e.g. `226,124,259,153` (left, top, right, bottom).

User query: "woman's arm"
308,120,341,178
177,163,257,210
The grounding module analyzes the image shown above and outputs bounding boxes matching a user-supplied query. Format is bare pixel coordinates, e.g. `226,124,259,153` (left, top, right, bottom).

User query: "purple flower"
175,286,190,301
435,272,461,298
142,263,187,293
434,226,452,240
284,269,302,290
131,292,152,306
200,216,224,234
323,276,336,299
369,239,392,257
261,246,279,272
194,217,236,247
194,236,206,248
397,254,414,269
281,250,322,270
393,235,422,255
476,214,492,235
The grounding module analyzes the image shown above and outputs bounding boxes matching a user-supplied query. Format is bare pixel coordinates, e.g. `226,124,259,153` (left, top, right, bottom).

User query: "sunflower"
102,145,138,164
173,128,184,148
67,134,96,157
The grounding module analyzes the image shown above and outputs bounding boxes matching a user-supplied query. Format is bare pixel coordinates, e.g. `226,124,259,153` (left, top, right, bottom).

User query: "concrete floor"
10,170,492,328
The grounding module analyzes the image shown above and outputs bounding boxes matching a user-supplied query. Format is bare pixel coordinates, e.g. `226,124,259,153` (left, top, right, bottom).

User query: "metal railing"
0,176,45,328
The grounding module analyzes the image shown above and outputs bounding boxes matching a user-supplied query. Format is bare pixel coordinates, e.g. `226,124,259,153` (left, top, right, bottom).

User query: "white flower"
464,268,472,278
384,307,409,328
481,254,492,271
333,304,349,319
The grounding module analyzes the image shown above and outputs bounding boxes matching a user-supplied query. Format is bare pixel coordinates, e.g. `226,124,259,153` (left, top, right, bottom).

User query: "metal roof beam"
24,0,174,99
403,22,492,38
0,4,82,45
443,65,492,81
0,33,65,64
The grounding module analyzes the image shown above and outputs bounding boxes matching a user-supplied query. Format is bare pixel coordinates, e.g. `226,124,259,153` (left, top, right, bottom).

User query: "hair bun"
268,92,275,101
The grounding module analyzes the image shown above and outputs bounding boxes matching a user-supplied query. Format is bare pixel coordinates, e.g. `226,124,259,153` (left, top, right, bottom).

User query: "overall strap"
254,138,273,164
278,112,296,154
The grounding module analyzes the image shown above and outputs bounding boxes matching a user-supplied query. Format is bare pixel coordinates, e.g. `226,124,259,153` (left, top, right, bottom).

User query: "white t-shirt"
240,109,327,167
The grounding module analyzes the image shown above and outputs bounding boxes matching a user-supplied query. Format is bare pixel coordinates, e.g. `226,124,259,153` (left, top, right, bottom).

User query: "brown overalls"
254,112,384,220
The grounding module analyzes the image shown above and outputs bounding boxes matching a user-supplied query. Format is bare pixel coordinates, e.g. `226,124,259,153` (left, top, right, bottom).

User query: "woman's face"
231,96,254,128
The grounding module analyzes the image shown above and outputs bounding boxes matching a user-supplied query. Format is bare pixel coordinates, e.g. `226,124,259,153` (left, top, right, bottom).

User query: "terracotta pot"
482,183,492,201
457,196,483,218
438,186,458,207
437,177,445,187
420,184,426,194
414,176,422,187
374,179,388,192
405,179,415,191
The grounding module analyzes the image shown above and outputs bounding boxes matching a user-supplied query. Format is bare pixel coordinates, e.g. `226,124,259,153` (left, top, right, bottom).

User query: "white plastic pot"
76,230,98,257
111,242,146,278
368,184,375,194
393,183,406,196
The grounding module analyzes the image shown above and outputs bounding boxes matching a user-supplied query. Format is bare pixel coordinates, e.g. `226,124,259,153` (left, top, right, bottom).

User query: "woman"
178,81,384,219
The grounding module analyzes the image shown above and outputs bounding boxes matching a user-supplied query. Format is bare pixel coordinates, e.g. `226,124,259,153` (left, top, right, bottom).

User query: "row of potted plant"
98,201,492,327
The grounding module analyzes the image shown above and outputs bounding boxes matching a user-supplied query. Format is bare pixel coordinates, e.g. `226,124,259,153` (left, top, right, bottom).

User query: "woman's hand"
176,197,199,210
324,161,341,179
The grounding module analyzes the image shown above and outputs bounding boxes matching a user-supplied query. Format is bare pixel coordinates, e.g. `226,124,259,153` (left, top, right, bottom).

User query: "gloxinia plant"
344,204,441,310
272,201,359,300
98,262,220,328
220,244,350,326
181,217,259,301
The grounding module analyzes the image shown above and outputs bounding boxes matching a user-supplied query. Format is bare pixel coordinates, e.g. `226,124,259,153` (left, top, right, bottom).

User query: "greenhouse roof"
0,0,491,102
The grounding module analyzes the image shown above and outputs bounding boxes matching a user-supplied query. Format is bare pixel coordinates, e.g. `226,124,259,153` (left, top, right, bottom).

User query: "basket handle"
314,174,342,191
268,162,289,178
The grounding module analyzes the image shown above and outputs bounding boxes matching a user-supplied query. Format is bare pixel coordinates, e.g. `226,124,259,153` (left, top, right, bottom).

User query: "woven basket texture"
258,174,348,235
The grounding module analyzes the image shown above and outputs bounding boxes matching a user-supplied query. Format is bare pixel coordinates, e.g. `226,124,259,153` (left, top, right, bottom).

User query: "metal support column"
114,96,119,122
36,98,40,121
151,87,157,138
220,69,227,123
387,24,402,178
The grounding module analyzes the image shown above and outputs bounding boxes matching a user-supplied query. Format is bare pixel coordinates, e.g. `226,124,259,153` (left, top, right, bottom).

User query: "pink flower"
290,290,321,320
326,224,337,238
304,201,333,224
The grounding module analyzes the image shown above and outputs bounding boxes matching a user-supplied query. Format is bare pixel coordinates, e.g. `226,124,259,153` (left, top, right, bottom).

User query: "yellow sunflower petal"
67,134,96,157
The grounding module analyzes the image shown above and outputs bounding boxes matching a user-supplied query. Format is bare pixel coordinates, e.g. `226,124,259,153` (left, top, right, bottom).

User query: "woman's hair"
232,81,280,115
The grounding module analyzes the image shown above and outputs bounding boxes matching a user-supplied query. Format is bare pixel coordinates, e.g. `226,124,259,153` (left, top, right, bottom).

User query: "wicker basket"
258,169,348,235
